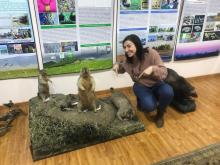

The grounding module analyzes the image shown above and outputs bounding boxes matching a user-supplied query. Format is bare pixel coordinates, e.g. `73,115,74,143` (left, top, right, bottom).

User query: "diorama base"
29,94,145,161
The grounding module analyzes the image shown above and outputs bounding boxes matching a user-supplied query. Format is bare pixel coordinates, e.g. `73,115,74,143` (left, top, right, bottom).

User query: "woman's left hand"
139,66,153,78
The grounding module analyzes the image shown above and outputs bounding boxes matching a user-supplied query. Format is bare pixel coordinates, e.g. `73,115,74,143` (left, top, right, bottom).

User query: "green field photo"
44,58,113,76
0,68,39,80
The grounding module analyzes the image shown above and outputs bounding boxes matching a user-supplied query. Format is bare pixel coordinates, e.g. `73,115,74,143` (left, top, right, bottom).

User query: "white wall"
0,55,220,104
0,0,220,104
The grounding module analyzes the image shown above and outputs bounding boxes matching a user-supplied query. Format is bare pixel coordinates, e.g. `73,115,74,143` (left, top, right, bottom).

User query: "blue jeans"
133,82,174,115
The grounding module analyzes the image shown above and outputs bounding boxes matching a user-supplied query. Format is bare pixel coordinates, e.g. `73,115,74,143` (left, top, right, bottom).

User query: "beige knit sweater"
118,48,168,87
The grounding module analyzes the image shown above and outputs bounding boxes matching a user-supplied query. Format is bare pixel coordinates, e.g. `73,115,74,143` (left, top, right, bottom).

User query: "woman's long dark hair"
122,34,148,63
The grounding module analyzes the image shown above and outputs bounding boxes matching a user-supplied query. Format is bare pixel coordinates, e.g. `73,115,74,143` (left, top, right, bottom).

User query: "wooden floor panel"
0,74,220,165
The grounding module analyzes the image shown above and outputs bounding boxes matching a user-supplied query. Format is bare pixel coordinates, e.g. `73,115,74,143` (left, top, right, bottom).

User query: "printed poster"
117,0,181,62
34,0,113,75
175,0,220,60
0,0,38,80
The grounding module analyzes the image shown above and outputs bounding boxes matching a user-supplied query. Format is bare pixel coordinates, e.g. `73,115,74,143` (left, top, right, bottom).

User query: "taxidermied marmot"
77,67,98,112
110,88,134,121
164,68,198,113
38,69,52,102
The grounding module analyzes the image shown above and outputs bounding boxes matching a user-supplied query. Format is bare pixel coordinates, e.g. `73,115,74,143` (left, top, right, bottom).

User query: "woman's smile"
123,40,136,57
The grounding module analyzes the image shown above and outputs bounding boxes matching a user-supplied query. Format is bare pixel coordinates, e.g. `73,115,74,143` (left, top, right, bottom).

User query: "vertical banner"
175,0,220,60
117,0,149,61
148,0,180,61
34,0,113,75
117,0,181,62
0,0,38,80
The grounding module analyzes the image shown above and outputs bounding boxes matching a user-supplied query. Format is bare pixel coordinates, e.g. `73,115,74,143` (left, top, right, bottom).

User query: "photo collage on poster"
36,0,77,63
174,0,220,60
179,14,205,43
0,12,35,55
117,0,180,62
34,0,114,75
37,0,76,25
0,0,38,80
203,13,220,41
36,0,79,74
148,0,179,61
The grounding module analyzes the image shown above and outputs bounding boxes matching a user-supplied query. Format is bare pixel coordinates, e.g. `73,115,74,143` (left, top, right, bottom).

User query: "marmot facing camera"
77,67,97,112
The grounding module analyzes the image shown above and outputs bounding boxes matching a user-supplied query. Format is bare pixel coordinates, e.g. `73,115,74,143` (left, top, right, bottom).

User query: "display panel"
34,0,114,75
0,0,39,80
175,0,220,60
117,0,181,62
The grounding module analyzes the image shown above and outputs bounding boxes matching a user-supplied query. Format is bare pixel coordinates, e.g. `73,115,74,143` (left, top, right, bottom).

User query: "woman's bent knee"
161,84,174,100
140,99,156,112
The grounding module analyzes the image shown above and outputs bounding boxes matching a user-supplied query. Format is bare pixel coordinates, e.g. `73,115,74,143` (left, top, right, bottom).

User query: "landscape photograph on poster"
205,22,215,31
148,41,174,61
206,13,220,22
175,41,220,60
43,44,113,75
12,14,30,26
0,42,38,80
0,0,39,80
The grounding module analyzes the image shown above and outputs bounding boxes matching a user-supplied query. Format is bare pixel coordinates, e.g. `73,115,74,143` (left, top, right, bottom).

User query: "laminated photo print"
39,12,58,25
120,0,142,10
58,0,75,12
161,0,178,9
61,41,78,52
12,14,29,26
59,12,76,24
37,0,57,13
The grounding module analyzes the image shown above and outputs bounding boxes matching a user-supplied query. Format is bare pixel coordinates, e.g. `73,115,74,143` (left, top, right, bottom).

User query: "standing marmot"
38,69,52,102
77,67,97,112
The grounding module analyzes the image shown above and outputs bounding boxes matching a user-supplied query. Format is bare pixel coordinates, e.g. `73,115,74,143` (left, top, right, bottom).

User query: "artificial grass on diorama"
45,58,113,76
0,68,39,80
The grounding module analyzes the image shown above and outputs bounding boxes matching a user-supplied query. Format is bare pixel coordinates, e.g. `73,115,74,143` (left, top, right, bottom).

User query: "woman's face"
123,40,137,58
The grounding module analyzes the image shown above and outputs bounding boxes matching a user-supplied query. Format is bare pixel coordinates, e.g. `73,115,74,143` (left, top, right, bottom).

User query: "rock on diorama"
29,68,145,161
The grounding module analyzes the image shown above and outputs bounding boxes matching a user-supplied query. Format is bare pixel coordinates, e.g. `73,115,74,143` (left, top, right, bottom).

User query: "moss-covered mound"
29,94,145,161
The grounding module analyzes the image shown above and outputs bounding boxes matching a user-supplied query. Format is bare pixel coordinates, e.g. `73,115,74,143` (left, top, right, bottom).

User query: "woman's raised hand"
113,63,119,75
